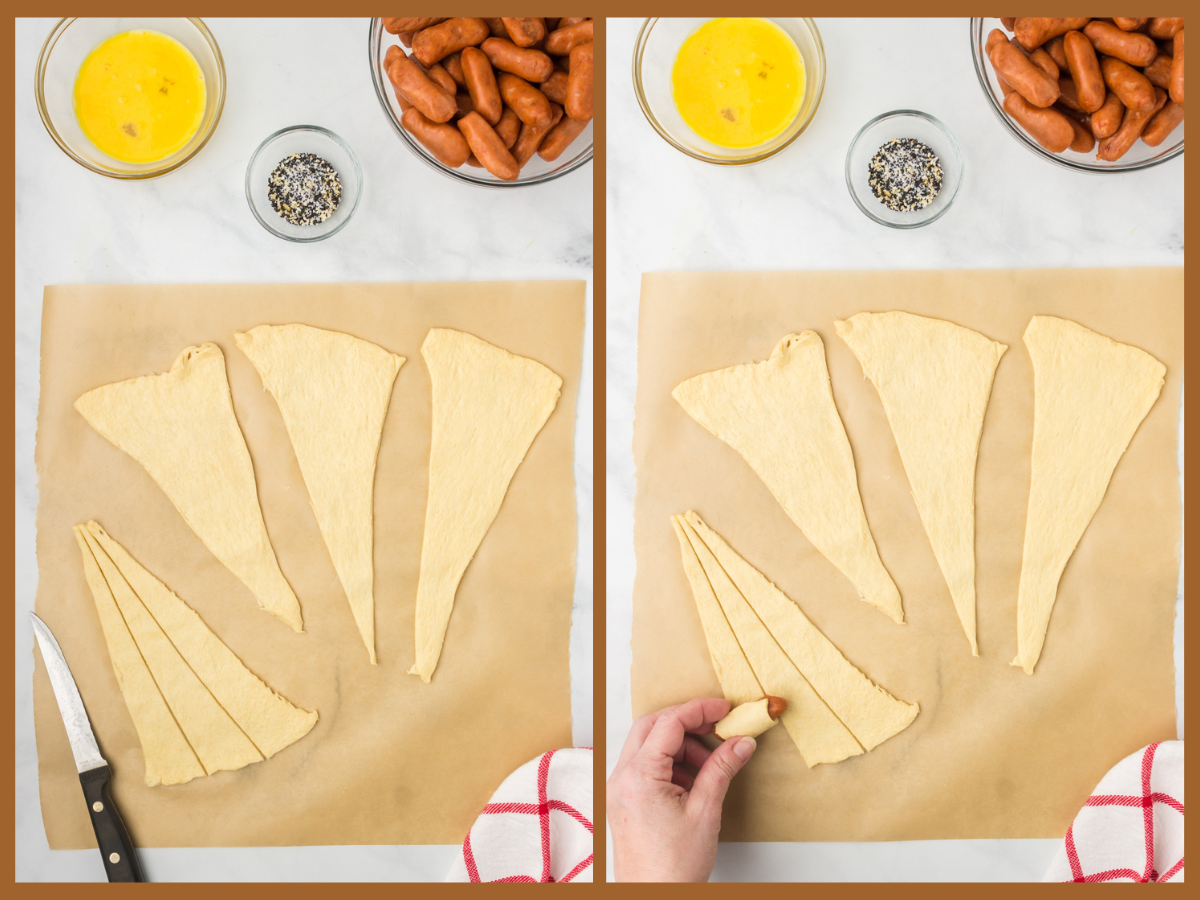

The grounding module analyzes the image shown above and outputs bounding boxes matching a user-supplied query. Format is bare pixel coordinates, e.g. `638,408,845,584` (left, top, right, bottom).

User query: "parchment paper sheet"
35,281,584,849
632,269,1181,842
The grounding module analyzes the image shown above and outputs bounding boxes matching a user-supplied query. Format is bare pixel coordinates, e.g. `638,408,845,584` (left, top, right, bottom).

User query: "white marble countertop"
605,16,1183,882
15,17,592,882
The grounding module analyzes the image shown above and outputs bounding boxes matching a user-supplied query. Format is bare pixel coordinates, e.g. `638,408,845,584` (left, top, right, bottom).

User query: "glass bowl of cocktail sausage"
971,17,1183,172
369,17,593,187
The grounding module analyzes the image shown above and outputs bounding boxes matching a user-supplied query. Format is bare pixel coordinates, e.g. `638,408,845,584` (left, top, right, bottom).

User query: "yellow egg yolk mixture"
672,18,806,149
74,30,206,164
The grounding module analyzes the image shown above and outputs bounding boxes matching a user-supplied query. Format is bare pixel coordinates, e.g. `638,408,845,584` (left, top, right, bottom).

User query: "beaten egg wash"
74,30,206,164
672,18,805,149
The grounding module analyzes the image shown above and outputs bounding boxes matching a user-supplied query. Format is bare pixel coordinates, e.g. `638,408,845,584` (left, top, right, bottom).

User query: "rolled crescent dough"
836,312,1007,655
1013,316,1166,674
714,698,778,740
410,329,562,682
673,511,918,767
236,325,404,664
74,344,302,631
74,521,317,786
673,333,903,623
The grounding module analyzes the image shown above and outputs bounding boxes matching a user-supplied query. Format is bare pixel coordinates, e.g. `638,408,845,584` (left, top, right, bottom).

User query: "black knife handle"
79,765,145,882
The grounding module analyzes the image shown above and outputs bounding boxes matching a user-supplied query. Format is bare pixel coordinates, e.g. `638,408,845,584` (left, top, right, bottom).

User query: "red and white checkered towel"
447,747,593,883
1045,741,1184,883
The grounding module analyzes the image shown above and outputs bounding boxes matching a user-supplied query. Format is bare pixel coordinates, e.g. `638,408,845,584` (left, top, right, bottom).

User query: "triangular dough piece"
410,329,562,683
673,333,903,623
671,516,764,708
674,515,863,767
74,521,318,786
835,312,1007,655
235,325,405,665
1013,317,1166,674
685,512,919,752
81,527,263,774
74,345,302,632
86,522,320,757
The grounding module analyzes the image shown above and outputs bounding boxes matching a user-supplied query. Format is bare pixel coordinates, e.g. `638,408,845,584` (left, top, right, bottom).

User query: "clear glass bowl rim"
631,16,827,166
968,17,1183,174
366,18,592,189
844,109,965,229
34,16,227,180
244,124,364,243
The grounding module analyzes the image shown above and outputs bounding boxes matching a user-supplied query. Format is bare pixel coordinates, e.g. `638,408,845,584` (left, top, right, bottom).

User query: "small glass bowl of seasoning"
245,125,362,242
845,110,963,229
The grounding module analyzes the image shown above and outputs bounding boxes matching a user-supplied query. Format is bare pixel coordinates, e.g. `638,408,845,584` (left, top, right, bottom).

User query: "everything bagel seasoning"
268,153,342,226
868,138,943,213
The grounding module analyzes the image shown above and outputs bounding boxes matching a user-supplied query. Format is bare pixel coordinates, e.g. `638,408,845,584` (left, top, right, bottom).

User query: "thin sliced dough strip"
673,511,918,765
73,526,205,786
676,515,863,766
74,521,318,786
670,515,763,707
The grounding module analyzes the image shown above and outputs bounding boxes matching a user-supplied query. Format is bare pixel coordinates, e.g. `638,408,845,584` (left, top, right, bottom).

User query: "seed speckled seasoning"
268,153,342,226
868,138,943,213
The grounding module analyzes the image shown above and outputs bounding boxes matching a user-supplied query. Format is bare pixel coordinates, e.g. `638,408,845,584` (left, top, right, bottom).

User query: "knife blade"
32,613,145,882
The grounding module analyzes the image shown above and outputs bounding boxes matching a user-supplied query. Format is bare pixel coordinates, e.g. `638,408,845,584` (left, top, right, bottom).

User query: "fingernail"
733,736,756,760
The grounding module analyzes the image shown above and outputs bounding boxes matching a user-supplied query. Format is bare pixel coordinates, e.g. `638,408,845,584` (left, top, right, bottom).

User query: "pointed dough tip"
1011,656,1034,675
875,601,904,625
274,612,303,633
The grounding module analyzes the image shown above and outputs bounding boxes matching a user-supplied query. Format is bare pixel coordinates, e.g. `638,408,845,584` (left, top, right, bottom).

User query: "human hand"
607,697,757,882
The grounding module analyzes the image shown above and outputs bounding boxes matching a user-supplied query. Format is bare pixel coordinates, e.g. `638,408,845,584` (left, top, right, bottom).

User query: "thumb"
688,736,756,821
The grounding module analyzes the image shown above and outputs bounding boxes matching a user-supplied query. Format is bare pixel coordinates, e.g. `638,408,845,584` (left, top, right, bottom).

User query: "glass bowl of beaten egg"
35,18,226,179
633,17,825,165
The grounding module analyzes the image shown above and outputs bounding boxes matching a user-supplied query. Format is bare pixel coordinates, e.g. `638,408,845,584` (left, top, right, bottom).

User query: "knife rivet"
109,852,120,864
92,801,104,812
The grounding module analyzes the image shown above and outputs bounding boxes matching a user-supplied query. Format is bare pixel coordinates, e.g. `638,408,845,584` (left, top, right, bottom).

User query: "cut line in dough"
409,329,562,683
75,344,302,632
73,521,318,786
236,324,404,665
1013,316,1166,675
672,511,918,767
673,333,903,623
836,312,1007,655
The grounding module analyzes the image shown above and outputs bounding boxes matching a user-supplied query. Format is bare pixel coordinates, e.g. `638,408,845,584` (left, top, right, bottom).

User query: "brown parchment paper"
35,281,584,849
632,268,1181,842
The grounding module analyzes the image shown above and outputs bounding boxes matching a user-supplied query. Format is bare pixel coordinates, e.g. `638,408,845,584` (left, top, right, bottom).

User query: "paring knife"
31,613,145,882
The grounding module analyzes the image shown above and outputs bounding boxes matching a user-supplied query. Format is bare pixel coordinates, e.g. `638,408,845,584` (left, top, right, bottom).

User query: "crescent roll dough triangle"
410,329,562,683
74,344,302,631
1013,316,1165,675
236,325,404,665
673,333,903,623
673,515,863,766
683,512,919,755
74,521,318,786
835,312,1007,655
